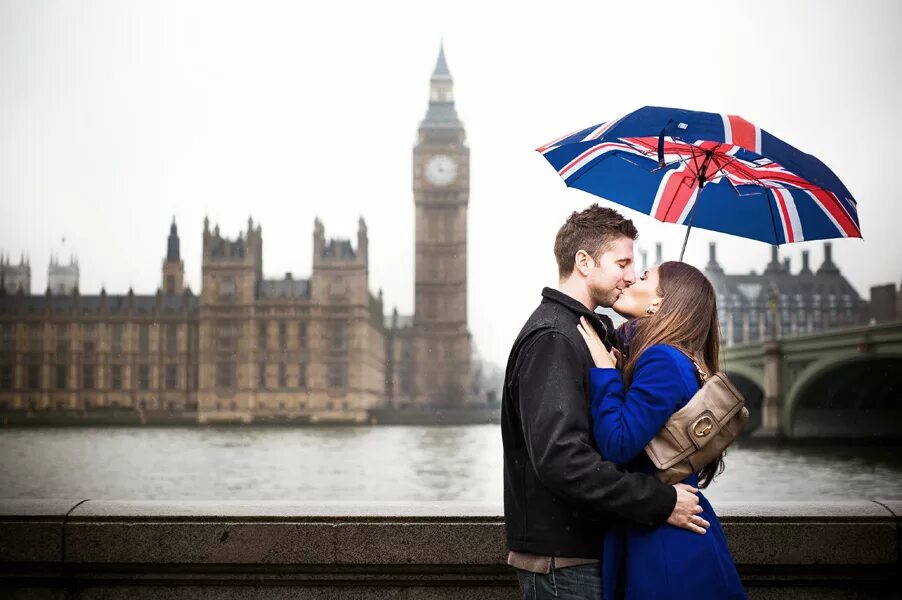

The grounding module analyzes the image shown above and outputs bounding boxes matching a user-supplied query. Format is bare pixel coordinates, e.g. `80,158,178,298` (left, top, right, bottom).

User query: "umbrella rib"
764,188,781,244
657,144,705,222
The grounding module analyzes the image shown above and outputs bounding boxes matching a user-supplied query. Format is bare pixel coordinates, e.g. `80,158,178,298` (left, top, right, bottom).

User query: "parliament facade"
702,242,869,346
0,47,473,424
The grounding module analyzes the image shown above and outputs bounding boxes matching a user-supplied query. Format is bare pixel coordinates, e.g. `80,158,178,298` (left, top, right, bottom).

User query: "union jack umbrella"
537,106,861,260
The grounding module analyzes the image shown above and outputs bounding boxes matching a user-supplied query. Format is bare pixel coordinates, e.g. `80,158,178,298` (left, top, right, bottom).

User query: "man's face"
586,236,636,308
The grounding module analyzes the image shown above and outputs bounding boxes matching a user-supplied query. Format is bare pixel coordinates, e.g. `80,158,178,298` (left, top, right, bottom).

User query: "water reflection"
0,426,899,503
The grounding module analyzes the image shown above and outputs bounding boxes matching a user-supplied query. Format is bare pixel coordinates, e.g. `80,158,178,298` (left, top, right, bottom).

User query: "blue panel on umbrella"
791,188,852,243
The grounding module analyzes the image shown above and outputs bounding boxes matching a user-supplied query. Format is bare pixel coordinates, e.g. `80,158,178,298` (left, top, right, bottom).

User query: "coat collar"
541,287,609,338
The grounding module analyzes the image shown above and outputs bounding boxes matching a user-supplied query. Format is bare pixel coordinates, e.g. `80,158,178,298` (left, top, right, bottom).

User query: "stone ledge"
1,499,900,599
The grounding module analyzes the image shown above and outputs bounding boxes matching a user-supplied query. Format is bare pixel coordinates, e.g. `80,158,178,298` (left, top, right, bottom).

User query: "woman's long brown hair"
622,261,725,488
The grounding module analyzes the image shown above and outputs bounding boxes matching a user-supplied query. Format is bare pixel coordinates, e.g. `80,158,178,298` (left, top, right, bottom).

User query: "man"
502,204,707,599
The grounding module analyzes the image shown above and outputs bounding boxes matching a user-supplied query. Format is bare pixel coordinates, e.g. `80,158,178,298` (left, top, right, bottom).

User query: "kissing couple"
502,204,746,599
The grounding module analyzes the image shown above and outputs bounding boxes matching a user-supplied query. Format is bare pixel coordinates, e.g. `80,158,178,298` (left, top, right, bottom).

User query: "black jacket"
502,287,676,557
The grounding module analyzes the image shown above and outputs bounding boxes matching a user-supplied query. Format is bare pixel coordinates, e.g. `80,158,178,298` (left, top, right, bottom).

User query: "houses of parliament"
0,47,474,424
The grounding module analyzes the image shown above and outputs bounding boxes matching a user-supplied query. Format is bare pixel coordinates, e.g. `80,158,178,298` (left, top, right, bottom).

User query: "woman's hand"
577,316,618,369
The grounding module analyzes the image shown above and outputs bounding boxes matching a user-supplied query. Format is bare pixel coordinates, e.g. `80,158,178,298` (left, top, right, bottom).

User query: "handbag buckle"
691,415,714,437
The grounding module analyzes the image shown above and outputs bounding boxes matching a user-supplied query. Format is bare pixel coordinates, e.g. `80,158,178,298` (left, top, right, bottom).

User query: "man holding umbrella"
502,204,707,599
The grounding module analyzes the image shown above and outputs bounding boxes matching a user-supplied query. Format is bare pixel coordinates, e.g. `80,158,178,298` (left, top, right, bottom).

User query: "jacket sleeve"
589,345,689,465
517,332,676,527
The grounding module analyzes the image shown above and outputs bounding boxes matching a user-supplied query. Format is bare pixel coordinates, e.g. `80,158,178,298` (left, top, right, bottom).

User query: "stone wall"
1,500,899,599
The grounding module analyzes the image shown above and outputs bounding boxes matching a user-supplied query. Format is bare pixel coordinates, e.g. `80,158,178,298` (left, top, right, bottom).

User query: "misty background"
2,0,900,369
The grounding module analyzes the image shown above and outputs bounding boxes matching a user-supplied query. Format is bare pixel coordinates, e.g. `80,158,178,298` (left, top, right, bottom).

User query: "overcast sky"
2,0,900,367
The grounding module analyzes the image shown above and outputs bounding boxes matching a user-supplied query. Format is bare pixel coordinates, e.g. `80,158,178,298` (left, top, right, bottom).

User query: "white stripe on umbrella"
802,189,851,238
649,161,691,220
773,188,805,242
721,114,733,146
558,141,639,182
675,184,701,226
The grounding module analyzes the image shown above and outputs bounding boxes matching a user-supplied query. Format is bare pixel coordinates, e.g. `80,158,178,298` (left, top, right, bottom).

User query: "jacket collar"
541,287,609,337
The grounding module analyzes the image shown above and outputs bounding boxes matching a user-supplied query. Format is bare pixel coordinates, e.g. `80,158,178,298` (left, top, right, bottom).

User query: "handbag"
644,359,750,485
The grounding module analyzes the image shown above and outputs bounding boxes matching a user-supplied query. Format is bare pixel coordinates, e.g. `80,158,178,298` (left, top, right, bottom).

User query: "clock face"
425,154,457,186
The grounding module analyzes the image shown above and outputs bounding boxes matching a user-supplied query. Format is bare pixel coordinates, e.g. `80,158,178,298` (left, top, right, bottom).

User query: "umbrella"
537,106,861,260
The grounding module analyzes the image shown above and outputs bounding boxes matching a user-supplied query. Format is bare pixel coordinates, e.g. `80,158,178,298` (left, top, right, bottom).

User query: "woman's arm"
588,345,688,465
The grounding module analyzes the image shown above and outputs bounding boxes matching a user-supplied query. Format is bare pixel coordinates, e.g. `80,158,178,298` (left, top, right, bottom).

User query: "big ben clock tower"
412,44,472,406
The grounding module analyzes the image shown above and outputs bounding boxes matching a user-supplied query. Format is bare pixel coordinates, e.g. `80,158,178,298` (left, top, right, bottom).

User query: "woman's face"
612,266,663,319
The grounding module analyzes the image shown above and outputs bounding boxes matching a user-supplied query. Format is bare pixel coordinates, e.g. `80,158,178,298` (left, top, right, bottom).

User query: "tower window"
138,325,150,354
165,364,178,390
111,324,123,355
216,362,235,388
27,323,42,353
278,321,287,350
55,324,68,355
328,362,347,389
215,321,237,352
298,362,307,390
1,324,13,352
166,324,178,355
258,321,267,350
138,364,150,390
298,322,308,348
28,365,40,390
82,324,96,354
82,366,95,390
219,278,236,297
328,321,346,350
55,364,67,390
111,365,122,390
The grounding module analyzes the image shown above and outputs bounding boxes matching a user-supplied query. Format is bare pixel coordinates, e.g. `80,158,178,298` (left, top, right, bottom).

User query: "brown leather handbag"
644,361,750,485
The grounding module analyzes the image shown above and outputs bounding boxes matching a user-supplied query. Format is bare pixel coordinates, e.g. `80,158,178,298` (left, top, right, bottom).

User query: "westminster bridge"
722,321,902,439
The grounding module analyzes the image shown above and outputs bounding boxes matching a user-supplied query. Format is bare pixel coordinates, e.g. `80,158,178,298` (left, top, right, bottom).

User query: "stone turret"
0,251,31,294
817,242,840,275
764,245,782,275
705,242,723,275
162,217,185,294
48,255,79,295
800,250,812,275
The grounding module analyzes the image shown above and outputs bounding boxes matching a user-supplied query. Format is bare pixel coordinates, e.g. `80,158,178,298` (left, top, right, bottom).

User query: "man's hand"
666,484,709,535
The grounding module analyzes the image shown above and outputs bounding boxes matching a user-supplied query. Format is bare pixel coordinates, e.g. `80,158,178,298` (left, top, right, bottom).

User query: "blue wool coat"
590,344,747,600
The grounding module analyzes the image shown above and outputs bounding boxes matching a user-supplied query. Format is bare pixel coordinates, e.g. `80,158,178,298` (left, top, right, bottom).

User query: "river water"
1,426,900,503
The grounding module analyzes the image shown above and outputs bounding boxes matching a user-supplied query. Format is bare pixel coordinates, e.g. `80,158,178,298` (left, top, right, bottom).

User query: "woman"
576,261,746,600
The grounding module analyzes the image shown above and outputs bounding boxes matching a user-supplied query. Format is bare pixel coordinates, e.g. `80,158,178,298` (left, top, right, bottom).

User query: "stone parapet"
1,500,899,599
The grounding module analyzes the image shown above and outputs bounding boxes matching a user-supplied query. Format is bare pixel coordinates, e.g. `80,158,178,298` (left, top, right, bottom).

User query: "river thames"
2,425,901,503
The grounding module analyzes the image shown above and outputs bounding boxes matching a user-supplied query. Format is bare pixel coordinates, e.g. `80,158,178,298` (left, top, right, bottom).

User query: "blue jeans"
516,563,602,600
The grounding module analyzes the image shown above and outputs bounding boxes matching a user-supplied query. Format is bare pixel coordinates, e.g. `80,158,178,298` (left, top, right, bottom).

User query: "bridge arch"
722,362,763,390
784,352,902,437
722,363,764,435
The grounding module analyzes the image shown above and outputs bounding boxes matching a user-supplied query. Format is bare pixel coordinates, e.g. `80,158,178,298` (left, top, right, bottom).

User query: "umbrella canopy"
537,106,861,258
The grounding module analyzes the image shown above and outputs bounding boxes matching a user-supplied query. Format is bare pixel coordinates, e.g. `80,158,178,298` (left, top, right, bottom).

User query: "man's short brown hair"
553,204,638,279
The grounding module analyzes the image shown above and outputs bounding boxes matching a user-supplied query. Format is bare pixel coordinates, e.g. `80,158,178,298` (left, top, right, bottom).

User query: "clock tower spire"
420,41,462,133
410,43,472,407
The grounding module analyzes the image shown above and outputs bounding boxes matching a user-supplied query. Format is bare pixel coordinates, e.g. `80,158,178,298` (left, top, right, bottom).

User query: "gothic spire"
167,218,181,263
420,42,462,131
433,40,450,77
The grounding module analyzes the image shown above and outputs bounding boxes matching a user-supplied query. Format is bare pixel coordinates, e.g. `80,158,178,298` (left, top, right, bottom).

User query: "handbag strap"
690,358,708,385
675,348,709,386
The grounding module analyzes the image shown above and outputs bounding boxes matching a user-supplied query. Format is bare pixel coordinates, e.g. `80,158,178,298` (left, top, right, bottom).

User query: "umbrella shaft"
679,224,693,262
678,177,704,262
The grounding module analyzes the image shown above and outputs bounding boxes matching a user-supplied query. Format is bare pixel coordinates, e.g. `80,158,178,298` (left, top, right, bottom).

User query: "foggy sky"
1,0,900,368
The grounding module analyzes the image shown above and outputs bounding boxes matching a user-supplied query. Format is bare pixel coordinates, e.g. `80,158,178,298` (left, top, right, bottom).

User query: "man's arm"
516,331,675,527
